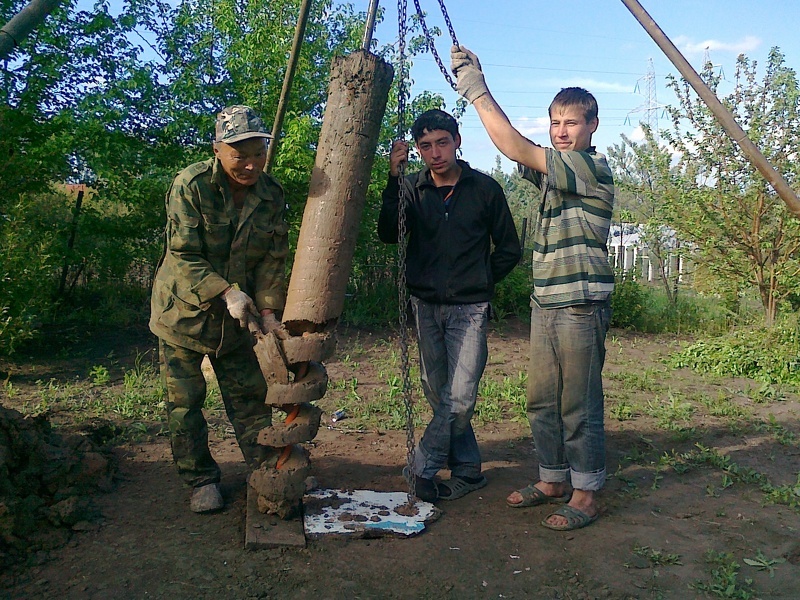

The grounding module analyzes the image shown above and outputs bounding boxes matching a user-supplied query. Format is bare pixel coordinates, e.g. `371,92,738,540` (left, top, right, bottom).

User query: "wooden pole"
57,188,84,298
620,0,800,218
265,0,313,173
282,51,393,331
0,0,63,60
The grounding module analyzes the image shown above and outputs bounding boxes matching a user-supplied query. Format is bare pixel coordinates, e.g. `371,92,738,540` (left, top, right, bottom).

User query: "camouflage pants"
159,339,276,488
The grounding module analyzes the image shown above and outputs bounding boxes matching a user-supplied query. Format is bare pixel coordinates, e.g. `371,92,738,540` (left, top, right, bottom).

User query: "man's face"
549,105,598,152
415,129,461,176
213,138,268,188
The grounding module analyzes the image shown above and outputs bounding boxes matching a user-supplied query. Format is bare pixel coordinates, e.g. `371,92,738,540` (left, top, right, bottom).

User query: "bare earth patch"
1,320,799,599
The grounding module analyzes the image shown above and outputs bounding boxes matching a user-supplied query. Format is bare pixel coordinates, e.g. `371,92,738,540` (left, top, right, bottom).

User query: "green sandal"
541,505,598,531
506,484,571,508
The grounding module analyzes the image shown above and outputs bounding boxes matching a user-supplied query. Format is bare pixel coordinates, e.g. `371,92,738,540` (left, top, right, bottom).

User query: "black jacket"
378,160,521,304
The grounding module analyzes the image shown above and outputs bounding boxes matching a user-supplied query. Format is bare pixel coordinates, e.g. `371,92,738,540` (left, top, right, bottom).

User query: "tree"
611,48,800,324
607,127,686,306
0,0,378,351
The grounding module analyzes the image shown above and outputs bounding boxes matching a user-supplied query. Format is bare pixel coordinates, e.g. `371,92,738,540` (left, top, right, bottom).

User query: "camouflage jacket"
149,157,289,355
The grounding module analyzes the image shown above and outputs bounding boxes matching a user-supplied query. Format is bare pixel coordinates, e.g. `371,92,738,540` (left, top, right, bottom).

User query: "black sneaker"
413,475,439,502
402,466,439,502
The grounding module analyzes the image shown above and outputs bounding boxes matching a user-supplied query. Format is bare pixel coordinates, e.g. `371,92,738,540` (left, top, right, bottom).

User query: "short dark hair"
410,109,459,142
549,87,598,123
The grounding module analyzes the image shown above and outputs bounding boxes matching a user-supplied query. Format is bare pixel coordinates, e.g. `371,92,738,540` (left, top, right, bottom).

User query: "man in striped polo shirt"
451,46,614,531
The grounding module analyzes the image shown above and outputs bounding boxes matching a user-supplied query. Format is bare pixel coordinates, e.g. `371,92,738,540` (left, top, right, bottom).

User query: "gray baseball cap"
214,105,273,144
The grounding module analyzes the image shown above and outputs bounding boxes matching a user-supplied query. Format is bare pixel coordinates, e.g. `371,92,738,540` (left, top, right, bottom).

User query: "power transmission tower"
703,46,726,79
626,58,664,140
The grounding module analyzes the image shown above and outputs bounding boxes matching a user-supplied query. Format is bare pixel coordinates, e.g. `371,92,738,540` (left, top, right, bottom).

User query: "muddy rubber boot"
190,483,224,513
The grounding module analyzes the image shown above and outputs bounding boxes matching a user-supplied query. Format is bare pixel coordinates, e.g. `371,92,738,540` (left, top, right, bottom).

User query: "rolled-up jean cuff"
570,468,606,491
539,465,569,484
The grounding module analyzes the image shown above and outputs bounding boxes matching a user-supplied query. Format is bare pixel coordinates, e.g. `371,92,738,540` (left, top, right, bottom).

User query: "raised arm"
451,45,547,175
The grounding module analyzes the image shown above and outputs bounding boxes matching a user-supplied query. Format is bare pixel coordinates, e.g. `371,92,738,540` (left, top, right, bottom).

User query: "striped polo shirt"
519,146,615,308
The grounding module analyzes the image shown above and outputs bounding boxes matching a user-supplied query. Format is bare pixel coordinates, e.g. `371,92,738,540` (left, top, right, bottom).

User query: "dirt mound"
0,406,116,568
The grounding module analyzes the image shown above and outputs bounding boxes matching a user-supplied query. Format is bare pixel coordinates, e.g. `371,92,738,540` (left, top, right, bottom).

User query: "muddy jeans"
159,339,274,488
410,297,489,480
526,300,611,491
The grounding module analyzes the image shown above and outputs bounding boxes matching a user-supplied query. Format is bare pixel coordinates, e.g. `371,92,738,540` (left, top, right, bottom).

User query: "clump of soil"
0,406,116,568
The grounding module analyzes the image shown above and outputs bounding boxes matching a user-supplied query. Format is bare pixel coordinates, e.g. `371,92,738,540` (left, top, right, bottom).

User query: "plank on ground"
244,485,306,550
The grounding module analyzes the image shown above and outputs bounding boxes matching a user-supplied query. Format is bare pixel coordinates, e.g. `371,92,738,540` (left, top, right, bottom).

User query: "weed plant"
690,550,754,599
670,316,800,385
660,444,800,510
478,372,527,423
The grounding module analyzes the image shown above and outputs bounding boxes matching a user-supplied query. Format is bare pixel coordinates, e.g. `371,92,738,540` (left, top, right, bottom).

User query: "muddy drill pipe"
248,50,394,519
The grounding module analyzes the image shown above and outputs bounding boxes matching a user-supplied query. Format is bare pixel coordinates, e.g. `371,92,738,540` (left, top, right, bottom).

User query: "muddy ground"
1,319,799,599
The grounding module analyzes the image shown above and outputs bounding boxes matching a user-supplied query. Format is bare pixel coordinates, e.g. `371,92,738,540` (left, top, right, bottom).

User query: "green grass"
693,391,751,420
644,391,695,429
15,352,166,442
606,369,663,392
478,371,527,423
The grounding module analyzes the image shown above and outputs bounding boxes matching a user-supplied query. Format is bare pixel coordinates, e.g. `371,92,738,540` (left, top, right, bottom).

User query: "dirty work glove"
223,287,258,329
450,45,489,104
260,312,283,335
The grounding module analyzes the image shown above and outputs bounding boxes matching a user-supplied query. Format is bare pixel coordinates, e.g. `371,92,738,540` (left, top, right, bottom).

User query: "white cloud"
673,35,761,57
542,78,633,94
512,116,550,138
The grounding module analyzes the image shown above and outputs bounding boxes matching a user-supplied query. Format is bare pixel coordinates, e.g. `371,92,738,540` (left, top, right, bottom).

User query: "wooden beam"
244,485,306,550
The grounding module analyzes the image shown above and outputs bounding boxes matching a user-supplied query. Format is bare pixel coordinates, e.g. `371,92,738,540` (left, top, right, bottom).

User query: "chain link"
412,0,459,92
396,0,417,506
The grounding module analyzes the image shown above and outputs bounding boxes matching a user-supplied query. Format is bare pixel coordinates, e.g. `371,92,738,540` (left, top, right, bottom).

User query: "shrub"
611,274,646,329
0,197,62,354
492,265,532,321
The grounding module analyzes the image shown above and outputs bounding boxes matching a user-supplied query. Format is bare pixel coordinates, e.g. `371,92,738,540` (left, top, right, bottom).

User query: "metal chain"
412,0,459,92
396,0,417,505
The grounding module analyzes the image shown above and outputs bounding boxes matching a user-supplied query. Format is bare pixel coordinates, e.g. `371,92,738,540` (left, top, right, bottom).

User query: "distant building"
608,223,691,285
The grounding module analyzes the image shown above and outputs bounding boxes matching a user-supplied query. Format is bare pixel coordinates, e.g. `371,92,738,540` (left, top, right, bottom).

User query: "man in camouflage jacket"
150,105,288,513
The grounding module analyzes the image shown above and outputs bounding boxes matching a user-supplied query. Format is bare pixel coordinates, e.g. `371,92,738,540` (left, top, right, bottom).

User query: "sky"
355,0,800,173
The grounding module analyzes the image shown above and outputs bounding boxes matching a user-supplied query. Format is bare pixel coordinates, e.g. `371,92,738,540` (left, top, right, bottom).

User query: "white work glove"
223,287,259,329
450,45,489,104
260,312,283,335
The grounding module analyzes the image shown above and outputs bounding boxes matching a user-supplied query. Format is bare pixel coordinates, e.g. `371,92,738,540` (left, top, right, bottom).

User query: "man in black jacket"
378,109,521,502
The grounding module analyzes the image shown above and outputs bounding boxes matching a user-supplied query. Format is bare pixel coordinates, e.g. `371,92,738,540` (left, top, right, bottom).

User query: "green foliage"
610,273,646,329
742,551,786,577
609,49,800,325
0,196,62,353
632,545,682,567
664,444,800,510
690,550,754,599
89,365,110,386
492,265,532,321
610,273,732,334
669,318,800,385
478,372,527,423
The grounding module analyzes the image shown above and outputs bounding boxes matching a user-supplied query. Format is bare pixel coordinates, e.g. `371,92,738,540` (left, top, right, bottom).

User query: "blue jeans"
527,301,611,491
410,297,489,480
